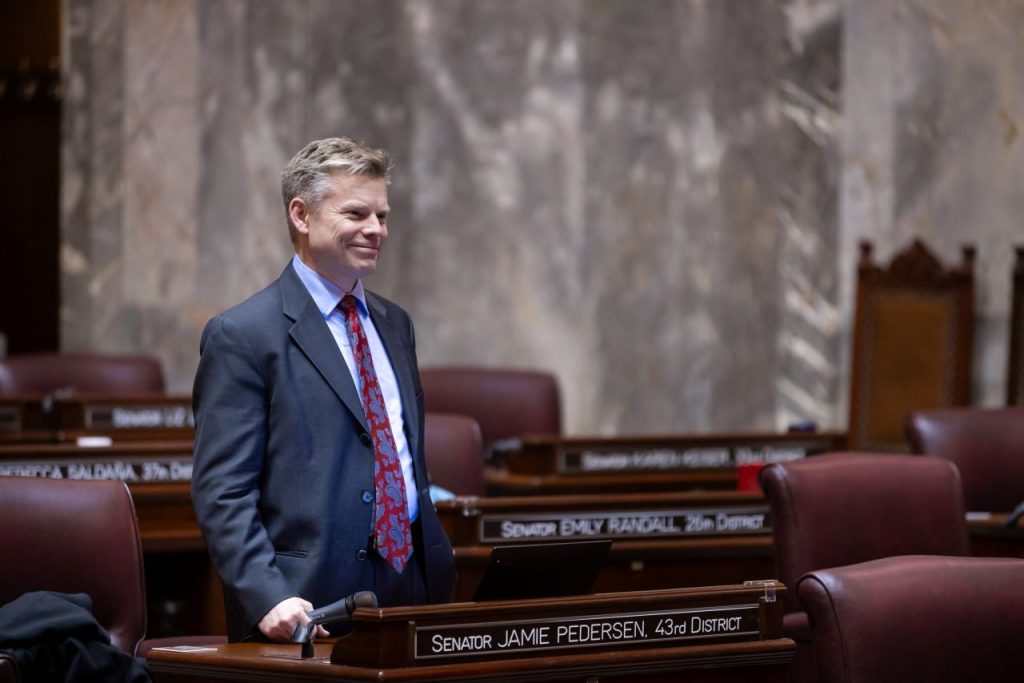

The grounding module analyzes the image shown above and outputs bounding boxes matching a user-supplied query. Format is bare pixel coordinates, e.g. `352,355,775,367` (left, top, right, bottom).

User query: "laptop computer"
471,539,612,602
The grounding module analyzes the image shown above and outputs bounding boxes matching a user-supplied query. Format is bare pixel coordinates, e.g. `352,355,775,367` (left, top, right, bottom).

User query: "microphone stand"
298,623,316,659
291,591,379,659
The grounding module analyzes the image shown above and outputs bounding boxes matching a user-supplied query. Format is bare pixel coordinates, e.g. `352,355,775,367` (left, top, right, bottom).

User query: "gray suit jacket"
191,264,455,641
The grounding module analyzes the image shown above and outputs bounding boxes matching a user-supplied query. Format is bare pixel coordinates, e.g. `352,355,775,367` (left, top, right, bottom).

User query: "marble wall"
841,0,1024,410
62,0,1020,436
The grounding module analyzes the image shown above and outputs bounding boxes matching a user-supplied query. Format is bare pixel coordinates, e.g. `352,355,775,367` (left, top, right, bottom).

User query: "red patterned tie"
340,295,412,573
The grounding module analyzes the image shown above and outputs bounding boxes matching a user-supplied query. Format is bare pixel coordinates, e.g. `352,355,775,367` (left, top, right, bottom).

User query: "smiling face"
290,172,390,292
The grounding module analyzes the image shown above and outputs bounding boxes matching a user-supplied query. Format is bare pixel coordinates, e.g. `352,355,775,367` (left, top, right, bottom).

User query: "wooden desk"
148,585,794,682
440,493,1024,602
0,397,51,442
4,429,1019,645
0,394,195,443
487,432,847,495
438,492,775,602
966,512,1024,558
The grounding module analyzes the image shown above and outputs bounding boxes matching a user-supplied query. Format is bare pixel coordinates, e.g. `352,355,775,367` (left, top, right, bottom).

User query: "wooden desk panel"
486,468,740,495
965,512,1024,559
148,586,794,683
0,397,54,442
5,433,1021,645
0,394,195,443
438,492,776,601
149,640,791,682
439,492,1024,602
487,432,847,495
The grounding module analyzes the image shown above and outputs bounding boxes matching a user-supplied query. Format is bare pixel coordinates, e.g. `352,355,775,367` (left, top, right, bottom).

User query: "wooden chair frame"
848,239,974,451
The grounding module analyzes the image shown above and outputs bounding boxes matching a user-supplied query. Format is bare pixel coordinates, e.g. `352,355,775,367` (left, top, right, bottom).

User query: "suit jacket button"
359,432,372,447
356,549,368,561
361,491,373,504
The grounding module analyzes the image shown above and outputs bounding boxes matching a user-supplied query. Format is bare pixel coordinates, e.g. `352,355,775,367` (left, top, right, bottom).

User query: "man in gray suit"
192,137,456,642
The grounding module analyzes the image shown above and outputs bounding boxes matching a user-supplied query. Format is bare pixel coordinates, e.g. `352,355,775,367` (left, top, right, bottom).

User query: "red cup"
736,462,765,492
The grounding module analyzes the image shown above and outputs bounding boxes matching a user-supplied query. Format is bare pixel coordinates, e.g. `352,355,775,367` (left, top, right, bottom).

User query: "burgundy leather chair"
424,413,485,496
798,555,1024,683
906,406,1024,512
760,453,970,683
0,351,165,395
0,477,147,655
0,654,15,683
419,366,561,452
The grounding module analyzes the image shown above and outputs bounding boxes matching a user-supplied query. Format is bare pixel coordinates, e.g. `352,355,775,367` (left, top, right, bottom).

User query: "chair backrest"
0,351,165,395
419,366,561,451
760,452,969,614
798,555,1024,683
424,412,485,496
0,477,147,654
847,240,974,452
0,654,15,683
906,406,1024,512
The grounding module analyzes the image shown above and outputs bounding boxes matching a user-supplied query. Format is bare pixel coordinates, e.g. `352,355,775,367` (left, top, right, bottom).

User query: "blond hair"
281,137,392,243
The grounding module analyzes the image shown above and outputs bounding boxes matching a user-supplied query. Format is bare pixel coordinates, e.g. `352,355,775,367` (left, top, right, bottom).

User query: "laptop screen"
471,539,612,602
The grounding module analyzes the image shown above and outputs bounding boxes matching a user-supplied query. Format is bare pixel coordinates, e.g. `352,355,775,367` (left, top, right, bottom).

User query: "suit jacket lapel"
279,265,368,432
366,292,420,459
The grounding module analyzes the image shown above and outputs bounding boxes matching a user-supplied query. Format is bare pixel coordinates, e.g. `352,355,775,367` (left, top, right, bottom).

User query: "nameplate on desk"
84,404,195,431
0,456,193,482
480,507,771,542
558,445,807,474
414,603,759,662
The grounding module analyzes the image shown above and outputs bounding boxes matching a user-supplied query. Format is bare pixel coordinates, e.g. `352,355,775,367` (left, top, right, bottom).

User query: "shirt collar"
291,254,367,317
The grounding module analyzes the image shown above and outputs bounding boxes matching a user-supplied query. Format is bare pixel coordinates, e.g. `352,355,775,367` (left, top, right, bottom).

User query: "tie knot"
340,295,359,314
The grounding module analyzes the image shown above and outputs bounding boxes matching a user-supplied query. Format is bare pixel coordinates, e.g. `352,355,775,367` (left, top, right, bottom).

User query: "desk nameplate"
414,603,759,662
330,584,786,669
480,507,771,543
558,443,815,474
84,404,195,431
0,456,193,482
0,397,195,442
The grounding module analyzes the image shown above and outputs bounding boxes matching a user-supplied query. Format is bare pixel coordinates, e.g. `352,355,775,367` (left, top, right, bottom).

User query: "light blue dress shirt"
291,255,419,522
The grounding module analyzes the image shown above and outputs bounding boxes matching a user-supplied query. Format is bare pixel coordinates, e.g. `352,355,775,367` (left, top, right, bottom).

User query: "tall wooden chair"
848,239,974,451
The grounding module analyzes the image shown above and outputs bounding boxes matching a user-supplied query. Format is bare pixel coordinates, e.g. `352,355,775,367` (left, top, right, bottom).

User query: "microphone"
291,591,378,645
1005,501,1024,528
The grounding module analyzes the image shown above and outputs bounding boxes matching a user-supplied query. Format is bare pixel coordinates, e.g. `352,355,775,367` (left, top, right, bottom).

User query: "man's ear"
288,197,311,235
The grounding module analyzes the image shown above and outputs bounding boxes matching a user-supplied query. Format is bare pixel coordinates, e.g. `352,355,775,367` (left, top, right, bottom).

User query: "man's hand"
258,597,331,642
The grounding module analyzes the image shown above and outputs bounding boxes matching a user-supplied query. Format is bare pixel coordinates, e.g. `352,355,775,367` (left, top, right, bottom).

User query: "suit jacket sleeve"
191,314,296,628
